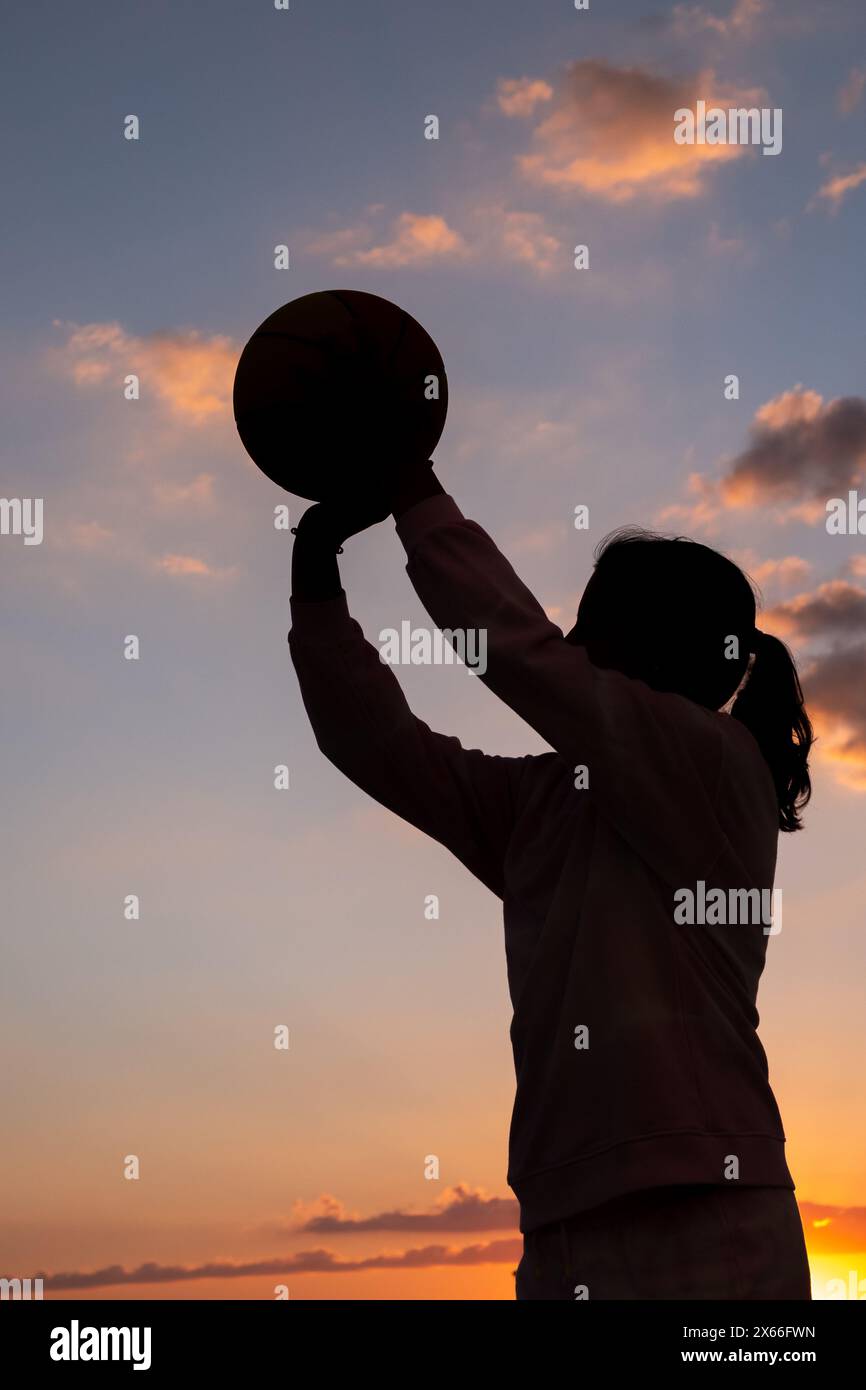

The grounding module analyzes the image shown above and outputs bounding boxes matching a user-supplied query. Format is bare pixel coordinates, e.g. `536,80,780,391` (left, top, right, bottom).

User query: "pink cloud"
813,162,866,214
744,554,812,591
766,581,866,641
660,387,866,537
763,582,866,790
721,387,866,508
511,61,758,203
157,553,238,581
310,212,468,269
309,206,562,277
52,320,237,424
497,210,561,272
496,76,554,118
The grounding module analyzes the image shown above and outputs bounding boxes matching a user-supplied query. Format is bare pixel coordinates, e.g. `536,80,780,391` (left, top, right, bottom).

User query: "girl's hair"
571,527,813,832
729,630,813,832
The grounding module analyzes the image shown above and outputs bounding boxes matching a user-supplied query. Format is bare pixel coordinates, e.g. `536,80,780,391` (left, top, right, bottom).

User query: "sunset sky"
2,0,865,1300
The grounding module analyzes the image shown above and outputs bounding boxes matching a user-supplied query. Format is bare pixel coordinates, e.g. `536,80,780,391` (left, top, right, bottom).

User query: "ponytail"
731,631,814,832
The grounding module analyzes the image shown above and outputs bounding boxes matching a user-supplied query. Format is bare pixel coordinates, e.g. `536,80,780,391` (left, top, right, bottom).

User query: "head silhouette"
565,527,813,831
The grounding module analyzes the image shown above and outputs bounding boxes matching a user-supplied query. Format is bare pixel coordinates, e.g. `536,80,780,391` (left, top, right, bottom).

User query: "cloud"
813,163,866,214
39,1198,866,1289
496,76,554,118
310,66,766,273
670,0,767,38
507,520,571,557
747,555,812,591
766,581,866,640
720,387,866,509
655,471,729,534
657,385,866,790
151,473,216,509
490,209,562,273
509,61,759,203
309,205,563,277
799,1202,866,1253
62,520,115,553
291,1186,520,1234
309,212,468,269
763,581,866,788
156,553,238,581
52,320,236,424
837,66,866,116
656,383,866,529
801,644,866,789
665,0,813,40
42,1238,523,1290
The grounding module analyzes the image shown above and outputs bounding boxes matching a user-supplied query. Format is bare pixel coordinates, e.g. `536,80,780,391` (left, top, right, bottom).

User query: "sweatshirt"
288,492,795,1233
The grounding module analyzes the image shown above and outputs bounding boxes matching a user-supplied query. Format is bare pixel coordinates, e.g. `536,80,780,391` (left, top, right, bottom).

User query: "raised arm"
391,474,731,887
289,506,530,898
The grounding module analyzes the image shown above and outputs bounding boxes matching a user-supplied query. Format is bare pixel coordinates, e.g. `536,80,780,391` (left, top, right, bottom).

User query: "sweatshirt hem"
512,1130,794,1233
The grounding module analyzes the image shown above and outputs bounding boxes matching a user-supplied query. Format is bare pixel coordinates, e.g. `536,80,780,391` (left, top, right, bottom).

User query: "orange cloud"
52,320,237,424
510,62,758,203
495,209,562,273
813,162,866,214
766,581,866,641
655,471,727,534
310,206,561,276
310,212,468,269
157,553,238,581
752,387,823,431
800,1202,866,1254
763,582,866,790
801,647,866,790
722,388,866,508
496,76,554,118
747,555,812,590
663,387,866,534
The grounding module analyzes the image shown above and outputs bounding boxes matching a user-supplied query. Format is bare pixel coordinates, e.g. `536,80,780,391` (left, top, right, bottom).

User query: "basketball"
232,290,448,501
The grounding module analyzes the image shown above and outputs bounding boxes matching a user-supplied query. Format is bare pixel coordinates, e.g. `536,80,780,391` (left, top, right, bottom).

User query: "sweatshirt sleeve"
395,493,730,888
288,592,531,899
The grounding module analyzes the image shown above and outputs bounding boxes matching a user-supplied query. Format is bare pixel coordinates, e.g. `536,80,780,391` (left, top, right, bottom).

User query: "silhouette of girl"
290,462,814,1300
